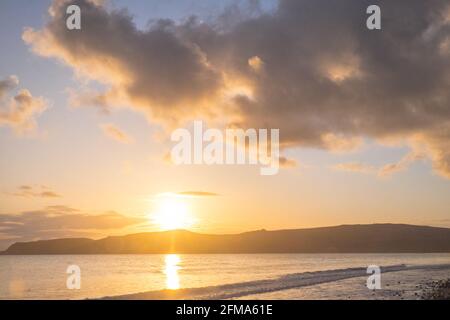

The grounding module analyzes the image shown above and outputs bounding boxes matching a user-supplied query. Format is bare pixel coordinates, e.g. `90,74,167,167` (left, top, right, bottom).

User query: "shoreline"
236,266,450,300
103,264,450,300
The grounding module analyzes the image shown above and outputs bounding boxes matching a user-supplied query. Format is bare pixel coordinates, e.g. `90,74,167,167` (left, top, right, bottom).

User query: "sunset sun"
151,196,195,231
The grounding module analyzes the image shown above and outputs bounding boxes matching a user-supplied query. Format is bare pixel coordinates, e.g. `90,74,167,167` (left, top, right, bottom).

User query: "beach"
236,266,450,300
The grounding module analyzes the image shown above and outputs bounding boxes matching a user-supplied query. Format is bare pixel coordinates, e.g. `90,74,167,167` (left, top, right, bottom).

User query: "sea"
1,253,450,300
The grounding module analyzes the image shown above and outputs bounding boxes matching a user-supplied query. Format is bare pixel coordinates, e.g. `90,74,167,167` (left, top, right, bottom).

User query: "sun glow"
151,196,195,231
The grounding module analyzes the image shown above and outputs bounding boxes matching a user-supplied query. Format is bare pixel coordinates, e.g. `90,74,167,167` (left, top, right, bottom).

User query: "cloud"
45,205,80,213
332,150,427,177
321,134,364,153
100,123,133,144
248,55,264,72
332,162,377,174
0,75,48,133
23,0,450,178
378,151,427,177
414,127,450,179
279,156,297,168
176,191,219,197
39,191,62,198
22,0,223,125
0,75,19,98
6,185,62,198
0,206,146,249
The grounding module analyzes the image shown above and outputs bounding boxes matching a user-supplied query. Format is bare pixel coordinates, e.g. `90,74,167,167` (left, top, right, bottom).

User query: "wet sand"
236,267,450,300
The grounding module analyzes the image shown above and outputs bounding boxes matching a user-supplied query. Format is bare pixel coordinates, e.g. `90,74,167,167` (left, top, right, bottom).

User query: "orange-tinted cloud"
7,185,62,198
0,75,48,133
279,156,297,168
100,123,133,144
378,151,427,177
332,149,427,177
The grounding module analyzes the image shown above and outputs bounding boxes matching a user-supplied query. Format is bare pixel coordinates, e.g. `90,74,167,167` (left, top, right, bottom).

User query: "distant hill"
2,224,450,254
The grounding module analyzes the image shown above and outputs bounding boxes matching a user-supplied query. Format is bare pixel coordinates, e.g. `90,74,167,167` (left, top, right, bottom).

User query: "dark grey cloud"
23,0,223,123
0,206,146,250
23,0,450,177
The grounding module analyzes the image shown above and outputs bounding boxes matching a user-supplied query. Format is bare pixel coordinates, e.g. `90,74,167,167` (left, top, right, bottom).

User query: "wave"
102,263,450,300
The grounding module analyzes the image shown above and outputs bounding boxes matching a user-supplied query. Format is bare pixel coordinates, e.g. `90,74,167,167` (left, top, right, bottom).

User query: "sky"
0,0,450,250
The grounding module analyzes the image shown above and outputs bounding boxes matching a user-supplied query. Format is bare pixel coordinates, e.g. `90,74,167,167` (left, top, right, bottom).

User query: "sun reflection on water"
164,254,181,290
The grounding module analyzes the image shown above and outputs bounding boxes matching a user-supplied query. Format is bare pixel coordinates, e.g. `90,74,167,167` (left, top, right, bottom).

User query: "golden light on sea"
164,254,181,290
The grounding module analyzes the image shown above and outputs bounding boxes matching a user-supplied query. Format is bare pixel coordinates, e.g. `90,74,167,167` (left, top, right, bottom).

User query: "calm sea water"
1,253,450,299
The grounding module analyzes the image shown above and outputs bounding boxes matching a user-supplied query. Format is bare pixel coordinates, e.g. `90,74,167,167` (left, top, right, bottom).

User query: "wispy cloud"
6,185,62,198
332,151,427,177
331,162,376,175
176,191,220,197
378,151,427,177
100,123,133,144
